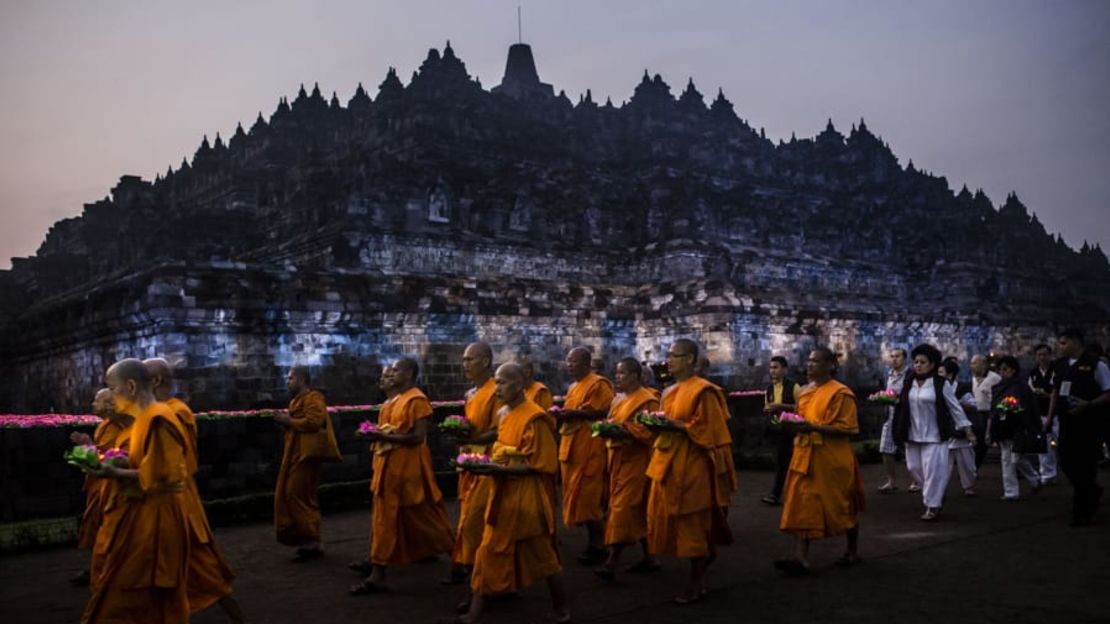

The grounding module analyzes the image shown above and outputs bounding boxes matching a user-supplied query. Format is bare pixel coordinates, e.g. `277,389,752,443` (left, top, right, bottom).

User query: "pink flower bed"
0,400,469,428
0,414,101,428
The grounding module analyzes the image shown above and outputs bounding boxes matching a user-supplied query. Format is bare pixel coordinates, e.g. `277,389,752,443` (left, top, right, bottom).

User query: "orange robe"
779,380,866,539
82,403,191,624
77,420,124,549
451,377,502,566
370,387,456,564
470,400,561,595
604,387,658,546
646,377,734,558
164,397,236,613
525,382,554,410
559,372,615,526
275,389,343,546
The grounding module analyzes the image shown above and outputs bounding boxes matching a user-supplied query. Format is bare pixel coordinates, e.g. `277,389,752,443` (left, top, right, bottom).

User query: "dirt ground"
2,463,1108,624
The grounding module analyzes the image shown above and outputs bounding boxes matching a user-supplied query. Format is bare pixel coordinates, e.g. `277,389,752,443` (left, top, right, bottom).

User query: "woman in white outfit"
985,356,1042,500
892,344,976,521
939,359,977,497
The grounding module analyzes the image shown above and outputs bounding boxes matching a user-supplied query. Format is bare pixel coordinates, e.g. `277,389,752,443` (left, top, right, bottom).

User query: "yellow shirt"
767,381,803,405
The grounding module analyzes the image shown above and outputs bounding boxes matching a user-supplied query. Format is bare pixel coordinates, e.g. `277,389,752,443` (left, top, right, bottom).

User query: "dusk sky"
1,0,1107,269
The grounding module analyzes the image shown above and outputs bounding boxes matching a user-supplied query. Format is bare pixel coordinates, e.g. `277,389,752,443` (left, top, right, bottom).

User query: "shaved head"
463,342,493,383
143,357,173,381
568,347,591,365
672,339,699,360
497,362,525,383
106,358,152,389
143,357,174,399
393,357,420,381
494,362,526,405
465,342,493,362
105,358,154,416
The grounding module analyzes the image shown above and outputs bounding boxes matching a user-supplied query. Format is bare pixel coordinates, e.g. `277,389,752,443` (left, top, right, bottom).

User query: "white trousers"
1038,416,1059,481
948,446,977,490
905,441,950,509
1000,440,1040,498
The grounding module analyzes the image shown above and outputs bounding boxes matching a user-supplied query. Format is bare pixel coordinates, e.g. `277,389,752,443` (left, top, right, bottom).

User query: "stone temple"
1,41,1107,412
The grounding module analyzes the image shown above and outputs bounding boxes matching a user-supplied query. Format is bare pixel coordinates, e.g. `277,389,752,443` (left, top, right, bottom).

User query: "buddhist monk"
273,366,343,560
145,358,244,622
456,363,569,624
775,347,865,575
558,347,615,565
80,359,192,624
520,356,554,410
350,358,456,594
349,365,398,575
594,358,660,581
69,388,126,586
644,339,734,604
444,342,503,584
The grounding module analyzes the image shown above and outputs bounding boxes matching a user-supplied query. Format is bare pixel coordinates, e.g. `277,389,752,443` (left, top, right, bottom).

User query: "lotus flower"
590,419,623,437
868,389,900,405
455,452,491,467
64,444,101,469
440,415,472,433
358,420,382,436
772,411,806,425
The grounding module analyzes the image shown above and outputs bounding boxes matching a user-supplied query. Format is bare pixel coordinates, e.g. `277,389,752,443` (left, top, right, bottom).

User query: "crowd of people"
65,327,1108,623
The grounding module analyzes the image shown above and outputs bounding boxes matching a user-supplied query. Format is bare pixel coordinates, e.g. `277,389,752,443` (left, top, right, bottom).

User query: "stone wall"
1,246,1098,413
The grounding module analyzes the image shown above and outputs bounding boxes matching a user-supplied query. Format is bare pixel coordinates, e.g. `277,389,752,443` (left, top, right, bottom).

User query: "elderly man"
351,358,455,594
456,362,568,624
273,366,343,560
877,348,909,493
69,389,126,586
557,347,615,565
644,339,734,604
81,359,192,624
444,342,503,585
775,348,866,575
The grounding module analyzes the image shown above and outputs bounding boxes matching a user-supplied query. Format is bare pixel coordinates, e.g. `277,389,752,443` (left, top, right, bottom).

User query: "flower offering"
771,411,806,425
590,419,623,437
439,415,472,434
64,444,101,469
455,452,491,468
867,389,900,405
357,420,382,436
636,411,671,427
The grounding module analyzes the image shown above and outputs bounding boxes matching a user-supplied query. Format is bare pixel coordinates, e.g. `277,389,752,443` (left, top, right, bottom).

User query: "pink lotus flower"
867,389,900,405
548,405,564,413
455,452,491,466
772,411,806,425
357,421,382,436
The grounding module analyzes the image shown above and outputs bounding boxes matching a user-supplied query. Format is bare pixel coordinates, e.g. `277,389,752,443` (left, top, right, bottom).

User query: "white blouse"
908,377,971,443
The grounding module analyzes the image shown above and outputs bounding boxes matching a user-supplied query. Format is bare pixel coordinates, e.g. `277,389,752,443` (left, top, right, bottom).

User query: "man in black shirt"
1027,344,1058,484
1046,329,1110,526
